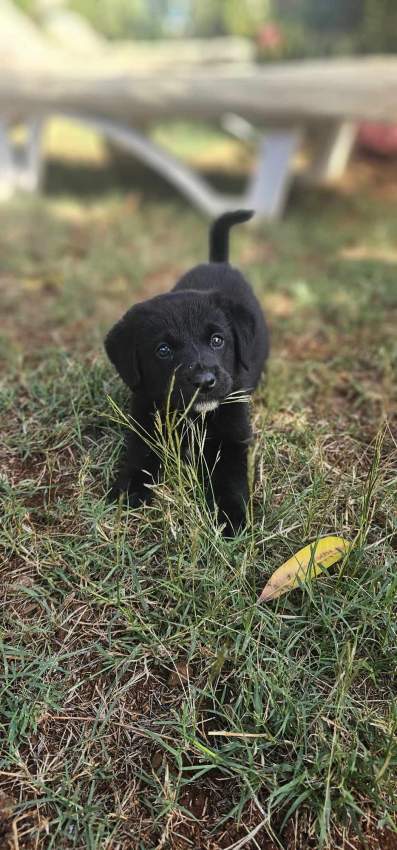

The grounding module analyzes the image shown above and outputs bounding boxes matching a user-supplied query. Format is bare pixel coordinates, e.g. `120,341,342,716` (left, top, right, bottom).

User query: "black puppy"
105,210,269,534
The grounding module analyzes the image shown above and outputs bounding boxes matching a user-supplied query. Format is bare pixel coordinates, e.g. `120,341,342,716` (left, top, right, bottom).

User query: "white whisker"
221,390,252,406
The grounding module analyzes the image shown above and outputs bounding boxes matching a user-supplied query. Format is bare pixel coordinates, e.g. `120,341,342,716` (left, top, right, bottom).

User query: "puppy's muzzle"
191,370,217,393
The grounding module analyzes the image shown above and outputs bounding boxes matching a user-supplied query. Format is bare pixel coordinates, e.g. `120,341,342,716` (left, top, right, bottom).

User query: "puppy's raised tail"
209,209,254,263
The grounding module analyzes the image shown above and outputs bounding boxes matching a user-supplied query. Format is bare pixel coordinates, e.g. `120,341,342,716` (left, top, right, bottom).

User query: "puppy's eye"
156,343,172,359
210,334,224,349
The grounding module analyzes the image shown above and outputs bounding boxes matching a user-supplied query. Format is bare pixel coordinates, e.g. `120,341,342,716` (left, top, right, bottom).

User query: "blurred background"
0,0,397,368
11,0,397,56
2,0,397,208
1,0,397,213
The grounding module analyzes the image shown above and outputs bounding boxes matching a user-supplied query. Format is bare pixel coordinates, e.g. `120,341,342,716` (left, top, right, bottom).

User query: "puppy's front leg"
209,405,252,536
109,398,160,508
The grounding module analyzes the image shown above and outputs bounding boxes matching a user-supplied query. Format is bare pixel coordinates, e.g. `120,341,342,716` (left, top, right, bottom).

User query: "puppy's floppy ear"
104,305,142,390
215,294,256,371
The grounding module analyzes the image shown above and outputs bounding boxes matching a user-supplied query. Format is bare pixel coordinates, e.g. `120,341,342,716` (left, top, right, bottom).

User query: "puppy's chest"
179,420,219,464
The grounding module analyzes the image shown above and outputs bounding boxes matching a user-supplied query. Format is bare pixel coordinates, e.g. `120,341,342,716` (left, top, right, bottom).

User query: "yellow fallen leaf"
258,536,351,603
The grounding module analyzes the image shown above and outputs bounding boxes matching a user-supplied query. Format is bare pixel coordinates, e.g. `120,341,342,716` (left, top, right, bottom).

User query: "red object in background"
257,23,284,51
358,122,397,156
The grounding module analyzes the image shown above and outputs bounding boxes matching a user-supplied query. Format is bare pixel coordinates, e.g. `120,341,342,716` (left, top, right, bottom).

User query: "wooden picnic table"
1,0,397,217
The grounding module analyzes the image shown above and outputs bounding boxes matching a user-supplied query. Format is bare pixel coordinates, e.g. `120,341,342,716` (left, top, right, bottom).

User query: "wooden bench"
1,0,397,218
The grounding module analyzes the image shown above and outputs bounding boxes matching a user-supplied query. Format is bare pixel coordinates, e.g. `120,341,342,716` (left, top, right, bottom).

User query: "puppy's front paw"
218,502,247,537
107,479,151,509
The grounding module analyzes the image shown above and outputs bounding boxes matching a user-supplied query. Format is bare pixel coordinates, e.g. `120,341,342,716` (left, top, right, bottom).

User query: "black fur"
105,210,269,535
209,209,254,262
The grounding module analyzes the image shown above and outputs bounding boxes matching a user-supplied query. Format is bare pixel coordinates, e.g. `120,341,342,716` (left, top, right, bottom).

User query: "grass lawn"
0,121,396,850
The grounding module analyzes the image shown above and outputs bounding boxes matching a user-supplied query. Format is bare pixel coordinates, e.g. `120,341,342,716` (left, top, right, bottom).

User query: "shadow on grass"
43,153,361,230
43,155,249,200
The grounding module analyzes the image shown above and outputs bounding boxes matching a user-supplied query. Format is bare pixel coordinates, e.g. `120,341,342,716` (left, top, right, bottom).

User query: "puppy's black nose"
193,371,216,392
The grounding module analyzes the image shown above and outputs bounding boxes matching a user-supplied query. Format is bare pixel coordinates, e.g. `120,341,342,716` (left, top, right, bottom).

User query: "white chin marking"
194,400,219,414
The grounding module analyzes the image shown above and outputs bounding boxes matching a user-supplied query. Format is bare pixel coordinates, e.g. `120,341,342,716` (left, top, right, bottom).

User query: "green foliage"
12,0,37,15
188,0,224,38
180,0,272,39
221,0,271,38
293,0,363,32
68,0,168,39
359,0,397,52
272,0,397,57
12,0,397,51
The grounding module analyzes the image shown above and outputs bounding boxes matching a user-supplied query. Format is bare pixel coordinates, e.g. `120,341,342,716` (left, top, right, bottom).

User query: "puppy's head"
105,269,255,413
